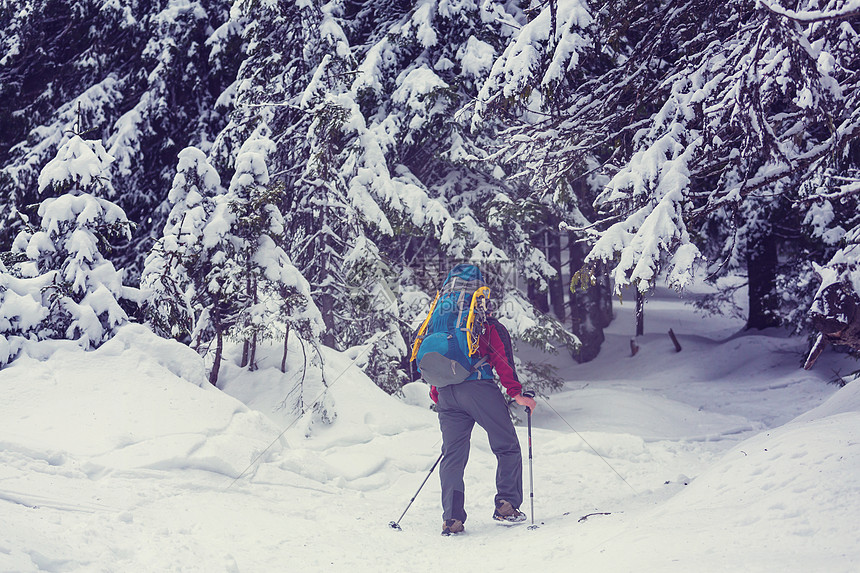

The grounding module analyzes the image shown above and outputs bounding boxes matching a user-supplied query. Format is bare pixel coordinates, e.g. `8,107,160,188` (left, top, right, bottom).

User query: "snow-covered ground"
2,286,859,572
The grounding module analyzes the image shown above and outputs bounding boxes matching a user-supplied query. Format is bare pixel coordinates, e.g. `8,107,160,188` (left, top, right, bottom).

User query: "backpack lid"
442,264,484,287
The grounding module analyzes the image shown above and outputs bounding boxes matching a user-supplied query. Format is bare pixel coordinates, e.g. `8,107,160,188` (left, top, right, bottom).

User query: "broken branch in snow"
578,512,612,523
804,333,827,370
668,328,682,352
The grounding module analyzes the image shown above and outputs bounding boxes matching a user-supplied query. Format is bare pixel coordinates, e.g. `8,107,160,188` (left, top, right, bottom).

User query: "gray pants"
436,379,523,523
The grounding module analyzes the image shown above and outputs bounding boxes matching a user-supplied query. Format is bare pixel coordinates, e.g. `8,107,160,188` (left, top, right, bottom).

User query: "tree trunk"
547,225,565,320
281,323,291,373
598,263,613,327
240,265,255,368
527,225,550,314
319,290,337,347
209,306,223,387
528,278,550,314
317,196,337,348
568,233,607,363
241,340,249,368
247,274,258,370
248,331,257,371
746,229,780,330
635,288,644,336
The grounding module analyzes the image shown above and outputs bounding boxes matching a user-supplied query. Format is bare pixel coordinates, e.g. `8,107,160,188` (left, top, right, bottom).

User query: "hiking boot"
492,499,526,523
441,518,465,536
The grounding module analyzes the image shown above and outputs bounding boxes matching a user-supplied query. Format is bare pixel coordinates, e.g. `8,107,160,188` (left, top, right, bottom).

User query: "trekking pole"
389,452,443,531
522,390,538,530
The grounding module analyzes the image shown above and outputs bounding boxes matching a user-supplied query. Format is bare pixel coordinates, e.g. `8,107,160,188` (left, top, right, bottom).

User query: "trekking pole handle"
521,389,535,414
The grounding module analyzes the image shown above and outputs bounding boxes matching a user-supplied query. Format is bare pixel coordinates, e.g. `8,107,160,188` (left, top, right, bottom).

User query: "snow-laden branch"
758,0,860,23
585,129,703,292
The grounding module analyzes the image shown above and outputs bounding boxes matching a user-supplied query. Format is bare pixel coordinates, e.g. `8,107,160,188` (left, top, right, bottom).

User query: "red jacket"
429,319,521,403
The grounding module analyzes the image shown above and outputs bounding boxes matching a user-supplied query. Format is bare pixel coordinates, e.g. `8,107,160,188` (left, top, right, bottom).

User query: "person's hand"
514,393,537,412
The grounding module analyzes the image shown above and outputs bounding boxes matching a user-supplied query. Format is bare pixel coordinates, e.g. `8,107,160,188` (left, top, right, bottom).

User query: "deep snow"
2,286,859,572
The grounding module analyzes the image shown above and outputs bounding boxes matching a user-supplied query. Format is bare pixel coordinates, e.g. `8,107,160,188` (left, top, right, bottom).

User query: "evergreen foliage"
1,0,239,278
0,133,135,367
476,0,860,335
141,145,221,341
5,0,860,384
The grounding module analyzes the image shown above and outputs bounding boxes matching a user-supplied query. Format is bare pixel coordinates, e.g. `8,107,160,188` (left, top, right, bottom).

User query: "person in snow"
420,266,537,536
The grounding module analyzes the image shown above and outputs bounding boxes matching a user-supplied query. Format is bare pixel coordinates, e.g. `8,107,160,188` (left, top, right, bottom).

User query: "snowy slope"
1,289,859,572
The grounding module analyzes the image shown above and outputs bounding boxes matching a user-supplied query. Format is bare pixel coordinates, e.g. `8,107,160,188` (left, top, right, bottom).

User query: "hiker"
410,264,537,536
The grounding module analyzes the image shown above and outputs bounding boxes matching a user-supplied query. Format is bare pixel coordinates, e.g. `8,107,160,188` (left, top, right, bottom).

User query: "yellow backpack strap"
410,291,440,362
466,286,490,356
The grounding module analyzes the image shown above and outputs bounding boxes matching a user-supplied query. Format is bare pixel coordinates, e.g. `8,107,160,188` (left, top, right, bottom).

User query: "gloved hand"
515,390,536,412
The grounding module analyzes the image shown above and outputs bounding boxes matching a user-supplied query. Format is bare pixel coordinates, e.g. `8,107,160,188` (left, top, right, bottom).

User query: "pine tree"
479,0,860,338
224,132,324,373
337,0,580,386
298,75,406,391
143,137,324,386
207,0,408,389
2,133,135,359
1,0,239,278
141,145,222,340
583,0,855,329
473,0,615,356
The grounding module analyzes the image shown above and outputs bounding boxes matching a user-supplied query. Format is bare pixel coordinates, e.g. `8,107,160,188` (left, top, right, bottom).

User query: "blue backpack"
410,264,494,387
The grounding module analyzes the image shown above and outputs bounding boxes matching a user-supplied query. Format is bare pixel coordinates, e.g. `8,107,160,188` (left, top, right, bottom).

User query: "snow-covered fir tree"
143,137,324,387
0,0,239,278
472,0,615,358
337,0,580,387
9,0,859,388
583,0,857,331
477,0,860,339
141,146,222,341
0,134,136,365
205,0,396,389
223,132,324,373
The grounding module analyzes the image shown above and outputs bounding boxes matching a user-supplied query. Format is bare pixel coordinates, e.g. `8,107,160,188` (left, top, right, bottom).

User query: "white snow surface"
2,287,860,572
